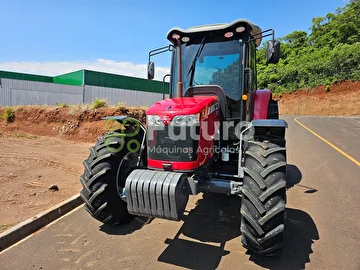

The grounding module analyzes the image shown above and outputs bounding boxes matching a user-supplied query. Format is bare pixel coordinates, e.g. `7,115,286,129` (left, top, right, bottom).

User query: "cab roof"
167,19,263,47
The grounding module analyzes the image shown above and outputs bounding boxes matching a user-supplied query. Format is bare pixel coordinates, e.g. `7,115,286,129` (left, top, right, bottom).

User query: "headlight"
147,115,164,126
172,114,200,126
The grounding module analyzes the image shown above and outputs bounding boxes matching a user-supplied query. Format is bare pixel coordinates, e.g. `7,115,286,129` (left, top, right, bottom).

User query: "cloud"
194,66,217,84
0,59,170,81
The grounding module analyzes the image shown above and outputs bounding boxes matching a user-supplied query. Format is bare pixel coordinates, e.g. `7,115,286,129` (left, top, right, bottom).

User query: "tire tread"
241,140,286,256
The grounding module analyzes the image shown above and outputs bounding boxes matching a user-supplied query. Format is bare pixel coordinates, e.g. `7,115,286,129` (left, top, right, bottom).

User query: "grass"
118,102,127,107
92,98,107,109
67,104,91,116
2,107,15,123
8,133,37,139
57,102,68,107
0,223,13,232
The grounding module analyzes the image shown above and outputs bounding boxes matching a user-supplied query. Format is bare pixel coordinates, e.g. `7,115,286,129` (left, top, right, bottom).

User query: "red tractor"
80,19,287,256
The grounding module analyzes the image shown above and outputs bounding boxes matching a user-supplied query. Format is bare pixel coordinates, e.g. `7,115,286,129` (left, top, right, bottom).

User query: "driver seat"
184,85,230,119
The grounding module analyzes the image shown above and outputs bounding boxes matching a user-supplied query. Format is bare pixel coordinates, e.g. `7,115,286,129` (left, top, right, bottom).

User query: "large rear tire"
80,132,140,224
241,140,286,256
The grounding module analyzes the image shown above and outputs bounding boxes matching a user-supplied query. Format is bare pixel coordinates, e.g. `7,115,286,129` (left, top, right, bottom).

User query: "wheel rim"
116,152,139,198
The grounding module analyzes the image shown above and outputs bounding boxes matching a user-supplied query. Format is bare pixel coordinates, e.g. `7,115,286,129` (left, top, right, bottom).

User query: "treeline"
257,0,360,93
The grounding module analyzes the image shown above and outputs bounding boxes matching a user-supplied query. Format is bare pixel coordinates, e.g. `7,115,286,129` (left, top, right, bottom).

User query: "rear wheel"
241,140,286,256
80,132,140,224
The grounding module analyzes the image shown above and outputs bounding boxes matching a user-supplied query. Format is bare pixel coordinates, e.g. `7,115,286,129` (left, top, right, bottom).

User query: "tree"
257,0,360,93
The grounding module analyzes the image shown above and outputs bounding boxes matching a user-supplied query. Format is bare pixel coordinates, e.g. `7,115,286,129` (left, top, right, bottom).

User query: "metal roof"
167,19,263,46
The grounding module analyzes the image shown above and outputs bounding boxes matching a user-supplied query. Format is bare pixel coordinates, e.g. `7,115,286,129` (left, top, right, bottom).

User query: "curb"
0,194,83,252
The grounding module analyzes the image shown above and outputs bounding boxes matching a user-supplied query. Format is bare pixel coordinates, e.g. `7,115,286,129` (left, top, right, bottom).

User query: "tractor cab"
148,19,280,121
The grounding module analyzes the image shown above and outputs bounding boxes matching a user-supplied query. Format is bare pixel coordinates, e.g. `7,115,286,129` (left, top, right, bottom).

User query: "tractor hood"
146,96,218,118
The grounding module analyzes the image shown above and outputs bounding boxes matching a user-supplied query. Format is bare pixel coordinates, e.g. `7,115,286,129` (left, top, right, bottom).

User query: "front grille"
147,125,199,162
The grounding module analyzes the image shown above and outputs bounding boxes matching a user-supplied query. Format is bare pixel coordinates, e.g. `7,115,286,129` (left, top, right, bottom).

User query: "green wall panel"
83,70,169,94
0,70,52,84
53,70,84,86
0,69,169,94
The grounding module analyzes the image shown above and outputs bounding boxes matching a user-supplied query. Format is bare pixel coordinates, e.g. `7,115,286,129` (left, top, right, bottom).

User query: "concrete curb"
0,194,83,252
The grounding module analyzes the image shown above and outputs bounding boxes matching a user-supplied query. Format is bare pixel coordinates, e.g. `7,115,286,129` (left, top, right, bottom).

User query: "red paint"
197,103,221,167
253,89,271,119
146,96,220,171
146,96,218,118
148,159,198,171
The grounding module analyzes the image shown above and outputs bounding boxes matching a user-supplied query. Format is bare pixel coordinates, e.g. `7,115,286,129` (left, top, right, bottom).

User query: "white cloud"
0,59,170,81
194,66,217,85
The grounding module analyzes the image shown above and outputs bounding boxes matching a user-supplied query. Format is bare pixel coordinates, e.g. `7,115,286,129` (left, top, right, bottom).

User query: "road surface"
1,116,360,270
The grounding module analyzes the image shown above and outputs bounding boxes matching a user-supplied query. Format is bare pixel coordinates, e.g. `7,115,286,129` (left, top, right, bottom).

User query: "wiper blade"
186,36,207,79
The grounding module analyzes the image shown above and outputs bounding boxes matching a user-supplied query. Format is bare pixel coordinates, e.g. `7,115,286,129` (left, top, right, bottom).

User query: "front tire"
241,140,286,256
80,133,140,224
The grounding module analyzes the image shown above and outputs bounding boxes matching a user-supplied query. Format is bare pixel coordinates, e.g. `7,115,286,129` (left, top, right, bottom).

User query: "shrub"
57,103,67,107
92,98,107,109
2,108,15,123
325,84,331,92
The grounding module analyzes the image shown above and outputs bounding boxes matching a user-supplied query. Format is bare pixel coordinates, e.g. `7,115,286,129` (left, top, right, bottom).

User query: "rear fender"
253,89,272,119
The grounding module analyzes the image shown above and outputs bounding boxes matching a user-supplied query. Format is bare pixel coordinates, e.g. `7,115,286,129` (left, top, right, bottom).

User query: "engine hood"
146,96,218,117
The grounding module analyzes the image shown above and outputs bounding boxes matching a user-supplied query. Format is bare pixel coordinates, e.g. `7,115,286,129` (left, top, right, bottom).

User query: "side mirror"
266,40,280,64
147,61,155,80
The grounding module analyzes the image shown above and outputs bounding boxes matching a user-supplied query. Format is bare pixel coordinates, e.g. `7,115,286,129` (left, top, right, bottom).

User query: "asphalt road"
1,116,360,270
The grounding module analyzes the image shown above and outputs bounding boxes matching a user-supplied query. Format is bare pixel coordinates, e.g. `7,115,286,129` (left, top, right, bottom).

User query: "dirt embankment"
0,105,147,143
275,80,360,116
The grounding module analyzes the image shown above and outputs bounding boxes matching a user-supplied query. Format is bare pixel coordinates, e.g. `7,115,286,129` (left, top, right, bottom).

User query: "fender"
102,116,145,132
253,89,272,119
251,119,288,147
102,116,147,166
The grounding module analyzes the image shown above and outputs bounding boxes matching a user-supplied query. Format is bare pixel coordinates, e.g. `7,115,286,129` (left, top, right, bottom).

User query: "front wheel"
80,133,140,224
241,140,286,256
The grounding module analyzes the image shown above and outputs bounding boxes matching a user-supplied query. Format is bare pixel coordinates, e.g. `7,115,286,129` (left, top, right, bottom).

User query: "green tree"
257,0,360,92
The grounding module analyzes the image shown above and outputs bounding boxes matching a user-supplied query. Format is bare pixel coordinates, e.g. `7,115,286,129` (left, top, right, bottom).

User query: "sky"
0,0,349,80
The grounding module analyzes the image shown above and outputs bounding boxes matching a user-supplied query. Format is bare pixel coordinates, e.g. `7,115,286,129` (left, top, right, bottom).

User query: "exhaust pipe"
174,38,182,98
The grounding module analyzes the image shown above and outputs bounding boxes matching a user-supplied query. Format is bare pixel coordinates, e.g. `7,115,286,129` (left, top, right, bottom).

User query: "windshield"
171,39,243,101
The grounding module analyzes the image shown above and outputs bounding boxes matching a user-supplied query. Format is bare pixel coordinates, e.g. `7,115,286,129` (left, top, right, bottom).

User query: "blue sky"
0,0,349,79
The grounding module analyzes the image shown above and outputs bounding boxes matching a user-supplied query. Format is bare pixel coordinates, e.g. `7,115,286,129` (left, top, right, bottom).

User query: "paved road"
296,116,360,161
1,116,360,270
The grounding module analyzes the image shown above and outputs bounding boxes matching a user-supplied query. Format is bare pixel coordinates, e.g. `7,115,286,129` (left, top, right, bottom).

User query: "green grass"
57,102,68,107
92,98,107,109
8,133,37,139
2,108,15,123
